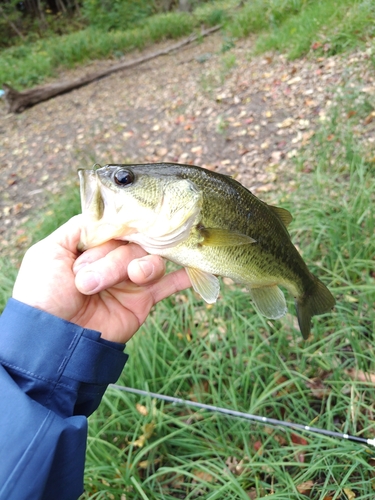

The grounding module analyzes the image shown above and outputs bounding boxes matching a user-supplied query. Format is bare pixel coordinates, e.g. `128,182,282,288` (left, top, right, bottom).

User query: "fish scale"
79,163,335,338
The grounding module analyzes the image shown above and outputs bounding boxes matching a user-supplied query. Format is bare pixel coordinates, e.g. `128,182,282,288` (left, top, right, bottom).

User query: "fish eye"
114,168,134,187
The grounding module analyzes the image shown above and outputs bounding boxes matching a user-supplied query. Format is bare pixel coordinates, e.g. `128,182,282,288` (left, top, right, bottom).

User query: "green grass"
1,3,375,496
1,64,374,499
29,186,81,244
0,259,18,312
0,1,233,89
2,0,375,89
251,0,375,59
75,95,374,497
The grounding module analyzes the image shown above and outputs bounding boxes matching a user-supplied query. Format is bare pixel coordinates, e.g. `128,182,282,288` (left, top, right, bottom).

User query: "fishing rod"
109,384,375,448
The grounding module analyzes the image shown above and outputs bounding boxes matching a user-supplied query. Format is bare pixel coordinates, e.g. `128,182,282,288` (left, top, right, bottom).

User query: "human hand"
12,215,191,343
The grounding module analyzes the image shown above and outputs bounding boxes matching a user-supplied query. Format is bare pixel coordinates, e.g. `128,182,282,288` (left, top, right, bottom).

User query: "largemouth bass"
78,163,335,338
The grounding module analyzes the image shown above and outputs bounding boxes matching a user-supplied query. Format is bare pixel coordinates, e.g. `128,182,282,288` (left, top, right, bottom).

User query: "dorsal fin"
268,205,293,228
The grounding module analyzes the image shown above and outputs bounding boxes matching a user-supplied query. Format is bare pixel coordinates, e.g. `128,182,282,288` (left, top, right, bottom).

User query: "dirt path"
0,33,373,261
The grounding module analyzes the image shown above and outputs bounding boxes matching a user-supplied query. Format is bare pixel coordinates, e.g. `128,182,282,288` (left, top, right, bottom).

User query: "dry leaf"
277,117,295,128
311,41,323,50
130,423,155,448
138,457,161,469
291,433,308,463
155,147,168,156
343,488,356,500
225,456,246,475
296,480,314,494
306,377,331,399
253,441,263,454
347,370,375,384
136,403,148,416
364,111,375,124
291,434,308,446
193,470,215,483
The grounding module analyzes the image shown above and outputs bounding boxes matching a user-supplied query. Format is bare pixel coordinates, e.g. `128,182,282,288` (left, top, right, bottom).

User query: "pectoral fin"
185,267,220,304
200,227,256,247
250,285,287,319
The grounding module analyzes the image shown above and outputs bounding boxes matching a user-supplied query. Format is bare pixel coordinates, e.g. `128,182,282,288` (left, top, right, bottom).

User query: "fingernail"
138,259,154,279
77,270,100,293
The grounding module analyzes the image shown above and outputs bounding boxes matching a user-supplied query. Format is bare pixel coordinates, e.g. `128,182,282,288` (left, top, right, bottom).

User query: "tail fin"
295,277,335,339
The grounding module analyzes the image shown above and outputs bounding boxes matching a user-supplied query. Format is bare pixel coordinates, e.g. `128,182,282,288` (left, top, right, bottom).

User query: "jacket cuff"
0,299,128,417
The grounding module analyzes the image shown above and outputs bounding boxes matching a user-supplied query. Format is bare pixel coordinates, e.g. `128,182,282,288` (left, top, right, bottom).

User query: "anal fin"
250,285,287,320
185,267,220,304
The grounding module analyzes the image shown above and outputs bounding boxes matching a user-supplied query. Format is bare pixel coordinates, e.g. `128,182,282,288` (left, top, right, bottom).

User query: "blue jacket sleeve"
0,298,129,500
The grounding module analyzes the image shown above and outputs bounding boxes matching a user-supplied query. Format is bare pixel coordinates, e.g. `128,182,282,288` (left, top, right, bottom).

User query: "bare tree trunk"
179,0,193,12
56,0,67,15
4,25,221,113
72,0,81,15
0,5,26,41
36,0,48,29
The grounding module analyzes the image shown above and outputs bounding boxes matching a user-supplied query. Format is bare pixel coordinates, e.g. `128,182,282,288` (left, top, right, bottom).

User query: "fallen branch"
3,25,221,113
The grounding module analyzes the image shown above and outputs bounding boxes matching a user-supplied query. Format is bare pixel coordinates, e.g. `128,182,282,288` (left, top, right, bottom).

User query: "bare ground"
1,33,374,262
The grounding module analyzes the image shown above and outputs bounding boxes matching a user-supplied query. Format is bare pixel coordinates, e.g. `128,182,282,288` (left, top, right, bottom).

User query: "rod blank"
109,385,375,448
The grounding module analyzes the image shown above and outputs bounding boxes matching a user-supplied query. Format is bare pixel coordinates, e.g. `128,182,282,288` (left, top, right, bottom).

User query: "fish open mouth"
78,167,106,251
78,168,104,220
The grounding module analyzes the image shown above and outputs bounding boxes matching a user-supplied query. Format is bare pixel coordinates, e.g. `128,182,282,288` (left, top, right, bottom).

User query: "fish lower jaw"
79,222,136,250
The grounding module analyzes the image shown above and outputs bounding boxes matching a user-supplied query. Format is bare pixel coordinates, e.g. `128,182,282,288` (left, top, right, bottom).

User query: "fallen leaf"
193,470,215,483
271,151,284,161
130,423,155,448
16,235,29,245
136,403,148,416
191,145,203,154
305,98,316,106
364,111,375,124
296,480,314,494
287,76,302,85
138,457,161,469
311,41,323,50
291,434,308,446
225,456,246,475
297,119,310,129
306,377,331,399
347,370,375,384
155,147,168,156
344,294,358,303
13,202,23,215
291,433,308,463
277,117,294,128
254,440,263,454
344,488,356,500
216,92,230,102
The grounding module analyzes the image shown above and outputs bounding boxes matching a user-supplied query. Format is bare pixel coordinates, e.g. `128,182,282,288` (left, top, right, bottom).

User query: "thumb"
128,255,166,285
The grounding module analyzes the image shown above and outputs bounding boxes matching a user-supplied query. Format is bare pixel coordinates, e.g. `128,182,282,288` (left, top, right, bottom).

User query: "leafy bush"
82,0,155,31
